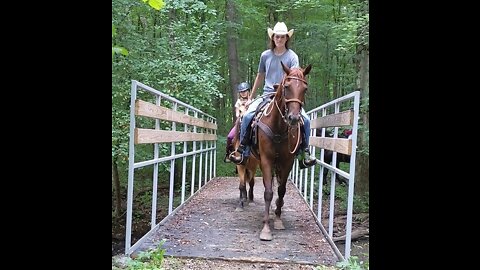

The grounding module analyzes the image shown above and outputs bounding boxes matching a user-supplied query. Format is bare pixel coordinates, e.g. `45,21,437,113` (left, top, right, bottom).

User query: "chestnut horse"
249,61,312,240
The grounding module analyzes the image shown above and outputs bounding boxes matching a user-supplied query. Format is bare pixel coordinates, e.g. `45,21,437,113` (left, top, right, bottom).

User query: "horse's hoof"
260,231,273,241
274,218,285,230
235,207,244,212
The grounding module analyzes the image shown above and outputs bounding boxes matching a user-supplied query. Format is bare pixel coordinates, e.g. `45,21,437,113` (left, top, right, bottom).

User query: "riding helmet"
237,82,250,92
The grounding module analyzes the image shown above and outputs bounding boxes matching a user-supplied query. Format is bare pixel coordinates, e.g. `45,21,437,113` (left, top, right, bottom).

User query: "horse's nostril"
288,114,300,124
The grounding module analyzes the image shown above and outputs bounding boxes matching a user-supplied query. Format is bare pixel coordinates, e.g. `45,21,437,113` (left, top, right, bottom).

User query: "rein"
256,70,307,155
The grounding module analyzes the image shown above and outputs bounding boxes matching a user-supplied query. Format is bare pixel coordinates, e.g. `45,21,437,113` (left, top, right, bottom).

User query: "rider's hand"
245,99,252,107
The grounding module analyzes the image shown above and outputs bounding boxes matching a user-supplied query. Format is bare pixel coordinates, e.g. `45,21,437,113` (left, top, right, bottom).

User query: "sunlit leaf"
141,0,164,10
112,46,129,56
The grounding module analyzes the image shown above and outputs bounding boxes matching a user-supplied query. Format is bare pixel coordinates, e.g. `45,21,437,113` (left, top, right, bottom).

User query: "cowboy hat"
267,22,294,39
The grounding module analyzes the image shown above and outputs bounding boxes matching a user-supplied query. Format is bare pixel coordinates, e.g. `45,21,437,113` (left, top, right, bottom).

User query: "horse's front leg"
260,164,274,241
274,176,287,230
274,165,292,230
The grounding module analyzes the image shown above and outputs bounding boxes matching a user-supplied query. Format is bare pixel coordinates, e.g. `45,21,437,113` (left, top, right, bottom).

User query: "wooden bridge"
124,81,361,265
135,176,338,266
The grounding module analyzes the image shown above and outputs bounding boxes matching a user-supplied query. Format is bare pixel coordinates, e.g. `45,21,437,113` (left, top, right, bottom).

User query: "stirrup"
299,150,317,169
229,151,246,165
301,158,317,168
224,153,231,163
299,158,316,169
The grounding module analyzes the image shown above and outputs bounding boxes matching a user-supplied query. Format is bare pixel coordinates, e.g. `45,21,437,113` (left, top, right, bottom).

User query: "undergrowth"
126,240,166,270
335,256,369,270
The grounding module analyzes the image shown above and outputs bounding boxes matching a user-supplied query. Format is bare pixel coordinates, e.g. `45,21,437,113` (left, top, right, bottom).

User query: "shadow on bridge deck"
135,177,338,266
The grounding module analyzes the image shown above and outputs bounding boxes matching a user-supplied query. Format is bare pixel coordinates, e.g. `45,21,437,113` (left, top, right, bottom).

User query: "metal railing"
290,91,361,260
125,80,217,255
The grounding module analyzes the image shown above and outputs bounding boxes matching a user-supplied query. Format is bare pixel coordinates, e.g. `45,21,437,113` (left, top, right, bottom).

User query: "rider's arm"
250,72,265,101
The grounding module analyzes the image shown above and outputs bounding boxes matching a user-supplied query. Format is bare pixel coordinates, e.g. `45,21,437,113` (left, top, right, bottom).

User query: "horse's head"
279,61,312,126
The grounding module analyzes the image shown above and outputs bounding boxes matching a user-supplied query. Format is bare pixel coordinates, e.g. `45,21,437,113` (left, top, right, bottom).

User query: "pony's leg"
274,172,288,230
248,174,255,202
236,165,247,211
260,164,274,241
247,171,256,206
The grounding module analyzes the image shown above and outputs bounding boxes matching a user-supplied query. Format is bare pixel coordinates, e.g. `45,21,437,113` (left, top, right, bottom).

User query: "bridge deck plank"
135,177,338,266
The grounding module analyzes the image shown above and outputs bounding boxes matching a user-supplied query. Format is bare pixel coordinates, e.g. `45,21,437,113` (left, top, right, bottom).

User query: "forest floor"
112,239,368,269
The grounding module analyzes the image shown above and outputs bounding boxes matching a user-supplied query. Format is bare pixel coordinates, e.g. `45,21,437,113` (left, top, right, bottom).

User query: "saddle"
246,95,293,159
248,100,307,159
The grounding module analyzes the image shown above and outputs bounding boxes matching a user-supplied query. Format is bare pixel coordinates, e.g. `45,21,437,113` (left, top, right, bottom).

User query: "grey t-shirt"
258,49,299,93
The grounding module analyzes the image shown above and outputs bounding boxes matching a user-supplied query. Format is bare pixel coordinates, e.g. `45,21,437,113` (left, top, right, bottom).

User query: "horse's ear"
303,64,312,76
280,61,290,74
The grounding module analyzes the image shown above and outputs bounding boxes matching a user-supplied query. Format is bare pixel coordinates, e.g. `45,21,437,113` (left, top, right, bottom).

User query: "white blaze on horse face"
290,82,305,114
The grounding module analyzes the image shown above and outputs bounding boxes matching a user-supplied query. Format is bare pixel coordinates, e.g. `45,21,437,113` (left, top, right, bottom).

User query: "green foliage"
336,256,369,270
323,183,369,214
333,13,369,52
332,1,369,53
112,0,370,211
352,192,369,213
290,0,325,9
112,24,129,57
112,0,223,168
127,240,167,270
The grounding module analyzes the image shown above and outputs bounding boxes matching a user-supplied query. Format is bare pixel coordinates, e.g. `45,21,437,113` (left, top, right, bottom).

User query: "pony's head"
279,61,312,126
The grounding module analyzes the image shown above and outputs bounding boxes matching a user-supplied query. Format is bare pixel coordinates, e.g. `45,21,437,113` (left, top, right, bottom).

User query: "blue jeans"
239,97,311,156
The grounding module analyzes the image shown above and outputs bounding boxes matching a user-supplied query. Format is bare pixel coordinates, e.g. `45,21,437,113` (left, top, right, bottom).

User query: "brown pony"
231,117,260,211
250,61,312,240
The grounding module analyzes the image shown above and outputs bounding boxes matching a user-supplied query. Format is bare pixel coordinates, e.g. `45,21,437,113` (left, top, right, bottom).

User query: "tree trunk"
354,47,369,196
225,0,240,123
112,157,122,220
168,8,177,52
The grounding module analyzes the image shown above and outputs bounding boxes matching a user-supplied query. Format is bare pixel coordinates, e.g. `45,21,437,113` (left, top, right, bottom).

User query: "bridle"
270,72,308,153
283,75,307,107
272,73,307,122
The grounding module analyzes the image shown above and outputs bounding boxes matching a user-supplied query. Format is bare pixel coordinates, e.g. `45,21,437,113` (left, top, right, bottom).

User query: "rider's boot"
299,147,317,169
299,130,317,169
229,125,251,165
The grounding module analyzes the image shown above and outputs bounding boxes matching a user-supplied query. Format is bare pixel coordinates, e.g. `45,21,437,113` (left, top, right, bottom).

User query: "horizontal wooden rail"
135,128,217,144
309,137,352,155
310,110,353,129
135,99,217,130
